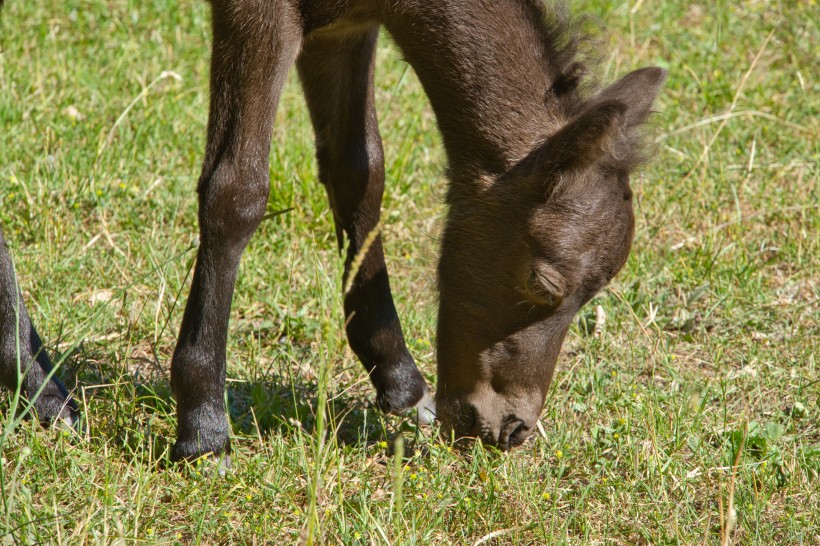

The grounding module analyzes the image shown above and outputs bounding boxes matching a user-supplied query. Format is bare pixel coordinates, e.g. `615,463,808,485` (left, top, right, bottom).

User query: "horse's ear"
535,67,666,175
540,100,627,172
596,66,667,126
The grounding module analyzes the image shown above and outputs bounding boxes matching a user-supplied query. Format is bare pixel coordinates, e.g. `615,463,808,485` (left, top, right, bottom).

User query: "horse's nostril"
508,422,529,448
499,420,529,450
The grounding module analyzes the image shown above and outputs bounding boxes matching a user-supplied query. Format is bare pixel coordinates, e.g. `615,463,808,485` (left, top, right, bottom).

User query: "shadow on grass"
31,338,402,468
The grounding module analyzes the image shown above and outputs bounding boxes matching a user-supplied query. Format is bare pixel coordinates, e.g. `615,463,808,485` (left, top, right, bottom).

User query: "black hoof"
171,434,231,463
172,404,231,464
27,376,81,430
375,365,435,425
34,391,78,420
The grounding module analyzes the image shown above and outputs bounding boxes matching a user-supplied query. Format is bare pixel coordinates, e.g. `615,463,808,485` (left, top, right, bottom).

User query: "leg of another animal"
170,1,302,462
297,28,433,422
0,230,78,426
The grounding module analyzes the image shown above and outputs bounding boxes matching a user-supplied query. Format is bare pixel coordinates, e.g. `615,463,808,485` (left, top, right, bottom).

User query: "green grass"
1,0,817,543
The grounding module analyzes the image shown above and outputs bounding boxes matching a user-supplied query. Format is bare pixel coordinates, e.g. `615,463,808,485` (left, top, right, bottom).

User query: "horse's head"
435,67,666,449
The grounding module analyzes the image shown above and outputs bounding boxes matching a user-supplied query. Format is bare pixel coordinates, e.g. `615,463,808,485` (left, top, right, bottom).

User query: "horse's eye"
524,260,565,307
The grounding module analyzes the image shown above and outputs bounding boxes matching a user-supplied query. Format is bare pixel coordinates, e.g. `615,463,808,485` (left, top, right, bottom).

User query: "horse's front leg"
297,27,433,420
170,1,302,462
0,229,78,425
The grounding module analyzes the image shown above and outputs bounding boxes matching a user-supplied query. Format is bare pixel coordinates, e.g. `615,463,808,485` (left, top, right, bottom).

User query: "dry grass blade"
472,525,530,546
722,423,747,546
98,70,183,157
678,29,775,185
343,220,383,296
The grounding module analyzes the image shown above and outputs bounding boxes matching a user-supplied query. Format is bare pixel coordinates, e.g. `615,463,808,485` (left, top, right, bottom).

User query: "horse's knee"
198,160,270,244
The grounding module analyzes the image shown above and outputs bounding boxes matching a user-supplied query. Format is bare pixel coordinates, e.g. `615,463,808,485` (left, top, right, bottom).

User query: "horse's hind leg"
170,1,301,462
298,27,432,419
0,229,78,425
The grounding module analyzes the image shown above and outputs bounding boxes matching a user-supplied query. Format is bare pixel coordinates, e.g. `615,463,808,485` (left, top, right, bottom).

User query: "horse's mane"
521,1,600,112
523,1,654,171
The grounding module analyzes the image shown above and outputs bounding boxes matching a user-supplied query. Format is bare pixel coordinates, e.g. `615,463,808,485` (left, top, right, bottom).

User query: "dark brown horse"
0,0,664,460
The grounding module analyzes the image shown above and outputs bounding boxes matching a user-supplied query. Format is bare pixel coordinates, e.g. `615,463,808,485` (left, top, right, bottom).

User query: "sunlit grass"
1,0,817,543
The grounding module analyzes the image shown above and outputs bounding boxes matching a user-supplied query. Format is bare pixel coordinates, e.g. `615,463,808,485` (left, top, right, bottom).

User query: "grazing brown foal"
0,0,664,460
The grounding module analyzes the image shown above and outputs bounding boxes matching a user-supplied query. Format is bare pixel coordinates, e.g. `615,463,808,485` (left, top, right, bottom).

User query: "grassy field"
1,0,817,543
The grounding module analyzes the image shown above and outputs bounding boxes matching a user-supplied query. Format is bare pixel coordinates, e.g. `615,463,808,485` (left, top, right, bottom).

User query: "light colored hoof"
198,453,232,477
211,454,232,477
411,392,437,426
54,406,85,435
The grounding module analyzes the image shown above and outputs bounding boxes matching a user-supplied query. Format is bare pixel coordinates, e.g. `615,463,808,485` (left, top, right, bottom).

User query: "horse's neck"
380,1,561,181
